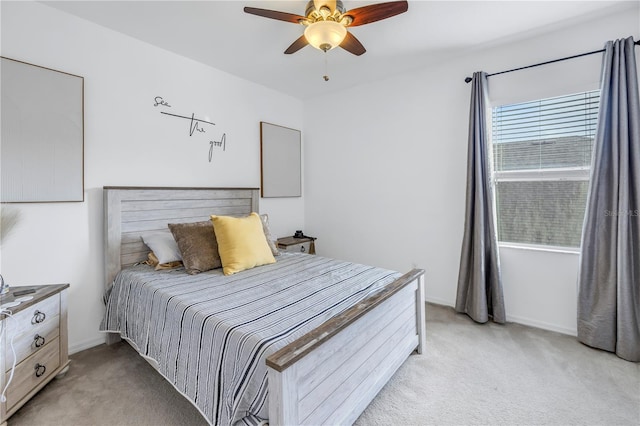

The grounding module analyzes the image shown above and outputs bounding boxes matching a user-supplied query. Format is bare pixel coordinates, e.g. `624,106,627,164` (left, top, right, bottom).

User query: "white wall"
2,2,638,353
0,1,304,353
304,5,639,335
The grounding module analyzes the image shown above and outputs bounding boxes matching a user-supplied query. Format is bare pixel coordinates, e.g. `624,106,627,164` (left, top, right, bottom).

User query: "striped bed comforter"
100,253,401,426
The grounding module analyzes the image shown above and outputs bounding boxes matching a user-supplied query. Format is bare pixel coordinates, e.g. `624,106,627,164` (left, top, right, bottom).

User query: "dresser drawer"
5,294,60,336
278,241,313,253
4,319,59,372
5,336,60,410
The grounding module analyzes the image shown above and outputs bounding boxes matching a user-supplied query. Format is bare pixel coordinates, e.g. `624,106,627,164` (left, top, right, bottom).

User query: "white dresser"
0,284,70,424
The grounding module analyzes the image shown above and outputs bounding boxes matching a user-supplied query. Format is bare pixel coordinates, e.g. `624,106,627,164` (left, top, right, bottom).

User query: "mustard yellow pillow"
210,212,276,275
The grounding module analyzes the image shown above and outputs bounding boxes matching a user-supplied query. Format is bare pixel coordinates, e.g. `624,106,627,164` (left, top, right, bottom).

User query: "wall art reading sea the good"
153,96,226,163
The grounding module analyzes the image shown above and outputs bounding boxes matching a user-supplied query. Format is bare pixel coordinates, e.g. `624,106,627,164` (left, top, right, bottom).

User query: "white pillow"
141,231,182,264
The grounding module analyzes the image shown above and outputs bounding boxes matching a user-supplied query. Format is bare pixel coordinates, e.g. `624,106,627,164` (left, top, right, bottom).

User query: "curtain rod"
464,39,640,83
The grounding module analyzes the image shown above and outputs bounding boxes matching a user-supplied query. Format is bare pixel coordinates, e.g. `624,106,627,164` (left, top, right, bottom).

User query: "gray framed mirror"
1,57,84,202
260,122,301,198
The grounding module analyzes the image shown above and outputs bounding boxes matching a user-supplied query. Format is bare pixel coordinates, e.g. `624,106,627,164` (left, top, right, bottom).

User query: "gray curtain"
578,36,640,362
456,71,506,324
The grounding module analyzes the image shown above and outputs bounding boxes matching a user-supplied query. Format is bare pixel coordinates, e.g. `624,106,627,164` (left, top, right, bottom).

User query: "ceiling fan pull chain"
323,51,330,81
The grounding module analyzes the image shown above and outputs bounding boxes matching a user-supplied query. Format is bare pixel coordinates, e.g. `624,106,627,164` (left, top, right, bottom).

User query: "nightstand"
277,236,317,254
0,284,70,423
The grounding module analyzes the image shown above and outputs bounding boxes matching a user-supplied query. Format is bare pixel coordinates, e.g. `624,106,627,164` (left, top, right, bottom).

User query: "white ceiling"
44,1,634,100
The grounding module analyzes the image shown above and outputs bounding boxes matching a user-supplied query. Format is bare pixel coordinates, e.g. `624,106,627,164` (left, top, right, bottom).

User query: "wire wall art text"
154,96,227,162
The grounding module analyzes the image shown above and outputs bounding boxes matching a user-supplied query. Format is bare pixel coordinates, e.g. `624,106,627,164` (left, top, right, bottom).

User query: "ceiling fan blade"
340,32,366,56
243,7,305,24
284,35,309,54
344,1,408,27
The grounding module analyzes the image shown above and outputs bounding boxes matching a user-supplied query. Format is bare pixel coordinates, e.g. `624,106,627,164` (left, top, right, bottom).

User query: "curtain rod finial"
464,76,472,83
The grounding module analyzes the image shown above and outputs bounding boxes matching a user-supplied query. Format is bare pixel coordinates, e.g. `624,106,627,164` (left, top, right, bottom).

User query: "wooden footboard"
267,268,426,426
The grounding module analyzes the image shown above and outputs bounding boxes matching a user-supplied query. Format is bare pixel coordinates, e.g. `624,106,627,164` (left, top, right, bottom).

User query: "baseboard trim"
69,335,106,355
424,296,453,306
424,298,578,337
505,313,577,336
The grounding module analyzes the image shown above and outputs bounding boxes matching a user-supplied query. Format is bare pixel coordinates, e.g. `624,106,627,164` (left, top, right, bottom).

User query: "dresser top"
277,236,316,246
0,283,69,317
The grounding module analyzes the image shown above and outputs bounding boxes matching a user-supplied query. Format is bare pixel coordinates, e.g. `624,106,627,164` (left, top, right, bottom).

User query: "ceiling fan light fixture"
244,0,407,56
304,21,347,52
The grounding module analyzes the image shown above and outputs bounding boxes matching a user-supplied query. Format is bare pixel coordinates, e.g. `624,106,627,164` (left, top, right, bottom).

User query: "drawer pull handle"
34,363,46,378
32,310,46,324
34,334,46,348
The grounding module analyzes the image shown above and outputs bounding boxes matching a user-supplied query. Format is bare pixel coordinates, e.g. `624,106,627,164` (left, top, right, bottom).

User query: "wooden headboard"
103,186,259,289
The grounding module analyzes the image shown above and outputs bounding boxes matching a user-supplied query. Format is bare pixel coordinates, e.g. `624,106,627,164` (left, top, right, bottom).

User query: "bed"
100,186,425,426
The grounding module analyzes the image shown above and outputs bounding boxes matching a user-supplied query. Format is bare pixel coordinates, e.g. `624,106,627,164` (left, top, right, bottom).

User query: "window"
491,91,599,249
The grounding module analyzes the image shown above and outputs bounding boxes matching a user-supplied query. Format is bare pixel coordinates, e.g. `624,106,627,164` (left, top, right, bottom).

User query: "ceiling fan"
243,0,409,56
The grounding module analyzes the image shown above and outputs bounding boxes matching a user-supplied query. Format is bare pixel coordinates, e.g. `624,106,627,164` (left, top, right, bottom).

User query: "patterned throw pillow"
168,221,222,274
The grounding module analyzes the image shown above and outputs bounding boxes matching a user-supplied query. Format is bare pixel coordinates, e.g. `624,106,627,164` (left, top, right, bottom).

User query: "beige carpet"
7,303,640,426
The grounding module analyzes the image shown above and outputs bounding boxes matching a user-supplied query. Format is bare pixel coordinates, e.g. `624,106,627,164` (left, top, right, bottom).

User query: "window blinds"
491,90,600,248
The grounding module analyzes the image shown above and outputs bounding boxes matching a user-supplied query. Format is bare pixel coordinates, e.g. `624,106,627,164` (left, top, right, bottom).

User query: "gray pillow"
260,214,280,257
168,221,222,274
